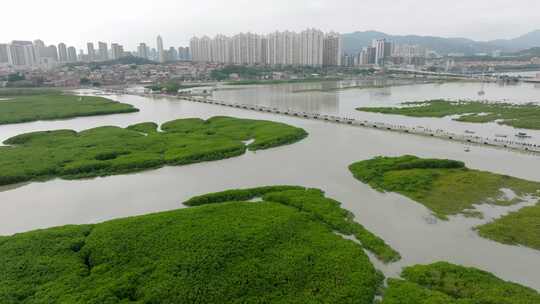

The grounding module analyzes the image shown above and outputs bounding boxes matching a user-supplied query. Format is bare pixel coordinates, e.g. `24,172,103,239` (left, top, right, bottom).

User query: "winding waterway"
1,82,540,290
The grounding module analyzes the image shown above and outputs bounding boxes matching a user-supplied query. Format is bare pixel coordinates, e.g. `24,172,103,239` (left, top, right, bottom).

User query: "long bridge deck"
103,89,540,155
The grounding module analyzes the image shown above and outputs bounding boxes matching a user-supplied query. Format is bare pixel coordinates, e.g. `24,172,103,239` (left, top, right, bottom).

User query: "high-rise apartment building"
323,32,342,67
111,43,124,60
58,43,68,62
157,35,165,63
372,39,393,66
98,42,108,61
87,42,95,61
137,43,149,59
67,46,77,62
0,44,9,63
33,39,46,62
178,47,191,61
6,41,37,67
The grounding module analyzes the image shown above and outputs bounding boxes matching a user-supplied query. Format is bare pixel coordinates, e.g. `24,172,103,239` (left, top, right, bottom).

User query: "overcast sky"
2,0,539,50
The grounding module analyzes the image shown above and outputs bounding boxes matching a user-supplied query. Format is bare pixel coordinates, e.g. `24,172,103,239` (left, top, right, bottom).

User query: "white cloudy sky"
1,0,539,50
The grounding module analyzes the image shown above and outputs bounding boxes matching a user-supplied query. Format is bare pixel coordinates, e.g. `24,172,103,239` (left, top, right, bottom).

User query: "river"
0,82,539,290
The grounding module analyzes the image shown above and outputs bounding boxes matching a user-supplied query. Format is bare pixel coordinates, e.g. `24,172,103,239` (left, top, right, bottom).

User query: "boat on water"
464,147,471,152
515,132,532,138
495,134,508,138
478,90,485,96
465,130,476,134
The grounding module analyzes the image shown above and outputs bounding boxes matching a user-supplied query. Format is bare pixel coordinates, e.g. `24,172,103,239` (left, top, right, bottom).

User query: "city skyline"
1,0,540,50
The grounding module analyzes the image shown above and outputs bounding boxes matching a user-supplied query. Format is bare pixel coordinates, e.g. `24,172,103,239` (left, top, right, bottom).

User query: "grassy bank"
349,155,540,219
184,186,401,263
0,116,308,186
477,202,540,250
0,91,138,125
0,187,384,303
382,262,540,303
357,99,540,130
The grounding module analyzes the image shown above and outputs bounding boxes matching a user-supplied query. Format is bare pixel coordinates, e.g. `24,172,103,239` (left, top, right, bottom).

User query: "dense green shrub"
0,187,384,303
0,117,307,186
183,185,305,206
357,99,540,130
385,262,540,304
0,93,138,125
184,186,400,263
381,279,458,304
349,156,540,220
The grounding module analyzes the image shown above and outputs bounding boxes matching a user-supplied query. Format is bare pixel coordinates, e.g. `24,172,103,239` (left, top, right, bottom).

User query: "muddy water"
0,89,539,290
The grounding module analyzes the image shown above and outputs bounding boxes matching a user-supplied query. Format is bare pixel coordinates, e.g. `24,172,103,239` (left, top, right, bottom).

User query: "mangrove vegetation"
1,186,537,303
357,99,540,130
349,155,540,219
0,116,308,186
0,89,138,125
382,262,540,304
0,186,384,304
477,202,540,250
184,186,401,263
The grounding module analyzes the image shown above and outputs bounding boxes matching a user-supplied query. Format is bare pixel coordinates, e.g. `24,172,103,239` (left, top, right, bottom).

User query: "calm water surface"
215,81,540,145
1,84,540,290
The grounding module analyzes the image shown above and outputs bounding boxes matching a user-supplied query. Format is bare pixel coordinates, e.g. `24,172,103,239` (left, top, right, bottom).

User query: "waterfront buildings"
190,29,342,67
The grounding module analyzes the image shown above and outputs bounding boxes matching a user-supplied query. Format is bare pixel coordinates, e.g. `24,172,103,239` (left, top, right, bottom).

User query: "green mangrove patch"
381,262,540,304
349,155,540,219
0,116,307,186
184,186,401,263
477,202,540,250
0,187,384,304
0,90,138,125
357,99,540,130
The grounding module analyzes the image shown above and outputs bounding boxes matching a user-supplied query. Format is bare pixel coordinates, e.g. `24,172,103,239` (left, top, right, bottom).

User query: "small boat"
495,134,508,138
478,90,485,96
464,147,471,152
515,132,532,138
465,130,476,134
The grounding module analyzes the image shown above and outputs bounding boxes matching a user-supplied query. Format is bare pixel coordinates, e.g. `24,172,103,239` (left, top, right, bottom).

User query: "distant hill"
489,30,540,50
342,30,540,55
509,47,540,57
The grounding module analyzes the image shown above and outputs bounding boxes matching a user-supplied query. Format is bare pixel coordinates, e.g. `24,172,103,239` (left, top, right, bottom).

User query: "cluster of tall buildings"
0,39,133,69
0,40,78,68
135,36,191,63
345,39,427,67
83,41,128,62
1,36,192,69
190,29,342,67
